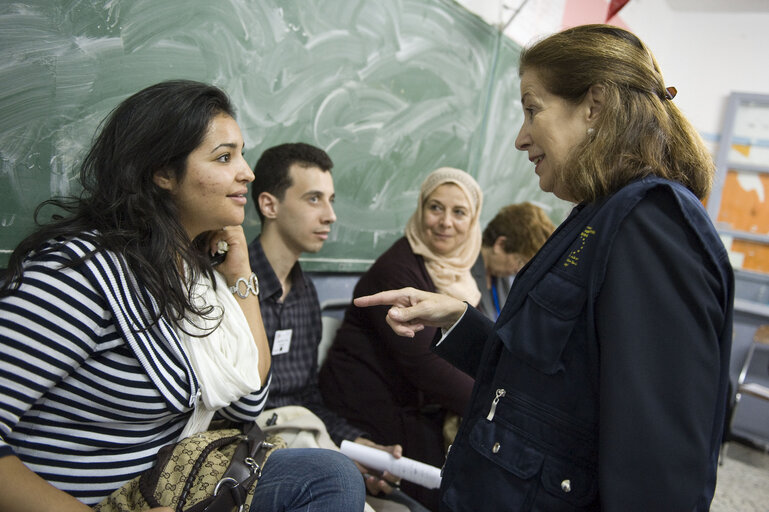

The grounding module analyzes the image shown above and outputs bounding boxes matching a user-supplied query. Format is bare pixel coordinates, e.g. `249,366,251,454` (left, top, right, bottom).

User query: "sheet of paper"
340,440,442,489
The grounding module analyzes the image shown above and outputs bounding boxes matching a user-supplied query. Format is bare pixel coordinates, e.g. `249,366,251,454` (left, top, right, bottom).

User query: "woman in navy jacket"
355,25,733,511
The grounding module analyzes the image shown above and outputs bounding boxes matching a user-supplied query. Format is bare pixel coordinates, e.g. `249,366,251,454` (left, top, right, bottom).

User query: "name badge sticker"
272,329,293,355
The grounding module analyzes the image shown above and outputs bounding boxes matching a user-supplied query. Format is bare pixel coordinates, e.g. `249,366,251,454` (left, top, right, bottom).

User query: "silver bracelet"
229,272,259,298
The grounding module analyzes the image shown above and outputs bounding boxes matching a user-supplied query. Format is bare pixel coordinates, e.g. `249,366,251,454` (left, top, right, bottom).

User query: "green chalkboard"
0,0,569,271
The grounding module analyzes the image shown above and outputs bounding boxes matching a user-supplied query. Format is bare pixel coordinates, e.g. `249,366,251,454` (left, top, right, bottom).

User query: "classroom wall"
456,0,769,149
459,0,769,272
7,0,766,273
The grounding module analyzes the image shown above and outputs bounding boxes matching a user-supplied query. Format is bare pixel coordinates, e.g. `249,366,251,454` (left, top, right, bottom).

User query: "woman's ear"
585,84,605,123
152,169,176,192
258,192,280,220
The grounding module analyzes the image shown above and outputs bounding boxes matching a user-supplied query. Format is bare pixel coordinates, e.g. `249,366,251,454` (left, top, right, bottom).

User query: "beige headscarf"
405,167,483,306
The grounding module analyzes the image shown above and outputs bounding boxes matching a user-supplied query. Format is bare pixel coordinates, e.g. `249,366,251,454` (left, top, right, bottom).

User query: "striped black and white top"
0,237,269,505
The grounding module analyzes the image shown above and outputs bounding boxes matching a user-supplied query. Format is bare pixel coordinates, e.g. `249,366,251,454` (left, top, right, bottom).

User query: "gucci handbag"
94,422,285,512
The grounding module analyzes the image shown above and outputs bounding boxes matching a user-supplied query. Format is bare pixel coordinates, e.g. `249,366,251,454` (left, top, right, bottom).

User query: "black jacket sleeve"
596,189,726,511
433,305,495,378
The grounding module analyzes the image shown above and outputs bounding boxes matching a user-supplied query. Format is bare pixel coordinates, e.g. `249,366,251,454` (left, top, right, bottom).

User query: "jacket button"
561,479,571,493
492,442,501,453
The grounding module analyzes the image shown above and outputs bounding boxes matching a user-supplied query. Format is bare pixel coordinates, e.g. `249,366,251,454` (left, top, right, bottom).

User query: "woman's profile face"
421,183,472,256
156,114,254,238
514,70,591,202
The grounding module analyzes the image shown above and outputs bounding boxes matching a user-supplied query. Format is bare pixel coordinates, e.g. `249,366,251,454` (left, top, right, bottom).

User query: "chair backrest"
754,324,769,345
738,324,769,386
318,299,350,366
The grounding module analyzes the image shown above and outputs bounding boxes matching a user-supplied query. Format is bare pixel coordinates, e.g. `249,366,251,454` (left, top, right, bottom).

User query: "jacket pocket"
448,419,597,511
496,271,586,374
442,418,543,511
540,453,598,509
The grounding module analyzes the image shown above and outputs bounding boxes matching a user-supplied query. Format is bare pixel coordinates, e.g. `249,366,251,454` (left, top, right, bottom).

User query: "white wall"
454,0,769,149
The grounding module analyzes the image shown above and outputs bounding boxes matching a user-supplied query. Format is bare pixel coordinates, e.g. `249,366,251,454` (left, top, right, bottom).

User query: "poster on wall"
715,97,769,274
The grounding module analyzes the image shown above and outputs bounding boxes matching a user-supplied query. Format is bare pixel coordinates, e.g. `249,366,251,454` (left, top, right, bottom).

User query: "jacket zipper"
486,388,506,421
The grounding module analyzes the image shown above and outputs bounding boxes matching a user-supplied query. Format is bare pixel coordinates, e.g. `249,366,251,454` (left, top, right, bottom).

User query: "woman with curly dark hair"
0,80,363,512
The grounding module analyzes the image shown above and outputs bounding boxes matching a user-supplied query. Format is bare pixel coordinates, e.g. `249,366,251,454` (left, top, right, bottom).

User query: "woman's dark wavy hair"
519,24,714,202
1,79,235,327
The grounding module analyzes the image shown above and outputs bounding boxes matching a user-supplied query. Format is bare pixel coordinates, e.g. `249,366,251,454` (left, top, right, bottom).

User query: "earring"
587,128,595,136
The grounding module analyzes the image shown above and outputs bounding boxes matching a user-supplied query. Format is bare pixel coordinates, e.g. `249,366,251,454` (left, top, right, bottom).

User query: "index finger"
354,289,410,308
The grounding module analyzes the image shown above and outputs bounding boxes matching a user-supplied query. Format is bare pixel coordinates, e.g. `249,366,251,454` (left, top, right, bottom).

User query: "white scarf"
176,270,262,440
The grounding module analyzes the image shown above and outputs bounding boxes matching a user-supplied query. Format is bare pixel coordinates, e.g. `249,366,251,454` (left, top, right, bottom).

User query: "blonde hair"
519,24,714,201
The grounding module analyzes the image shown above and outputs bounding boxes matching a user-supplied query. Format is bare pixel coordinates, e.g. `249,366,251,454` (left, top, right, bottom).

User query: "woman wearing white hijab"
319,167,483,511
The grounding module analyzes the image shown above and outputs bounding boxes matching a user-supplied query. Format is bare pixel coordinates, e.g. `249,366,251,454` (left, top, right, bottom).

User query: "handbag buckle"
213,476,239,496
213,477,246,512
244,457,262,478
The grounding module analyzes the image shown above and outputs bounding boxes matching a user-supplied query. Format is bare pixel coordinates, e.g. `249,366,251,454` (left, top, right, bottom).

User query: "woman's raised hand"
354,287,467,337
208,225,252,285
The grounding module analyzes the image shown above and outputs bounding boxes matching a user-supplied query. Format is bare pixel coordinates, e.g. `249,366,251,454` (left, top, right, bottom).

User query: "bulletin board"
708,92,769,274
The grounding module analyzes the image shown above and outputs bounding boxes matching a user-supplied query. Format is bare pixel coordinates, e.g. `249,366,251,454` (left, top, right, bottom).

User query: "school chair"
318,299,350,366
722,324,769,462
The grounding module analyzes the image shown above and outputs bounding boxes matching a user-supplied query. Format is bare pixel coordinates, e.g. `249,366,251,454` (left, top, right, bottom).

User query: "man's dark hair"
251,143,333,222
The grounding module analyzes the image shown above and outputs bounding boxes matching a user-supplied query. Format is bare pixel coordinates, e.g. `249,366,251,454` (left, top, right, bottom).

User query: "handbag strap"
201,422,274,512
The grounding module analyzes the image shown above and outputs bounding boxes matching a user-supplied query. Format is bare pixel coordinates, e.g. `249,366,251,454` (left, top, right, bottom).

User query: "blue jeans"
250,448,365,511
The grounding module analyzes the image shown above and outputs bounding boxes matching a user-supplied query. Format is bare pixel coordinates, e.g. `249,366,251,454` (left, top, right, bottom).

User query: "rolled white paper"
340,440,442,489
